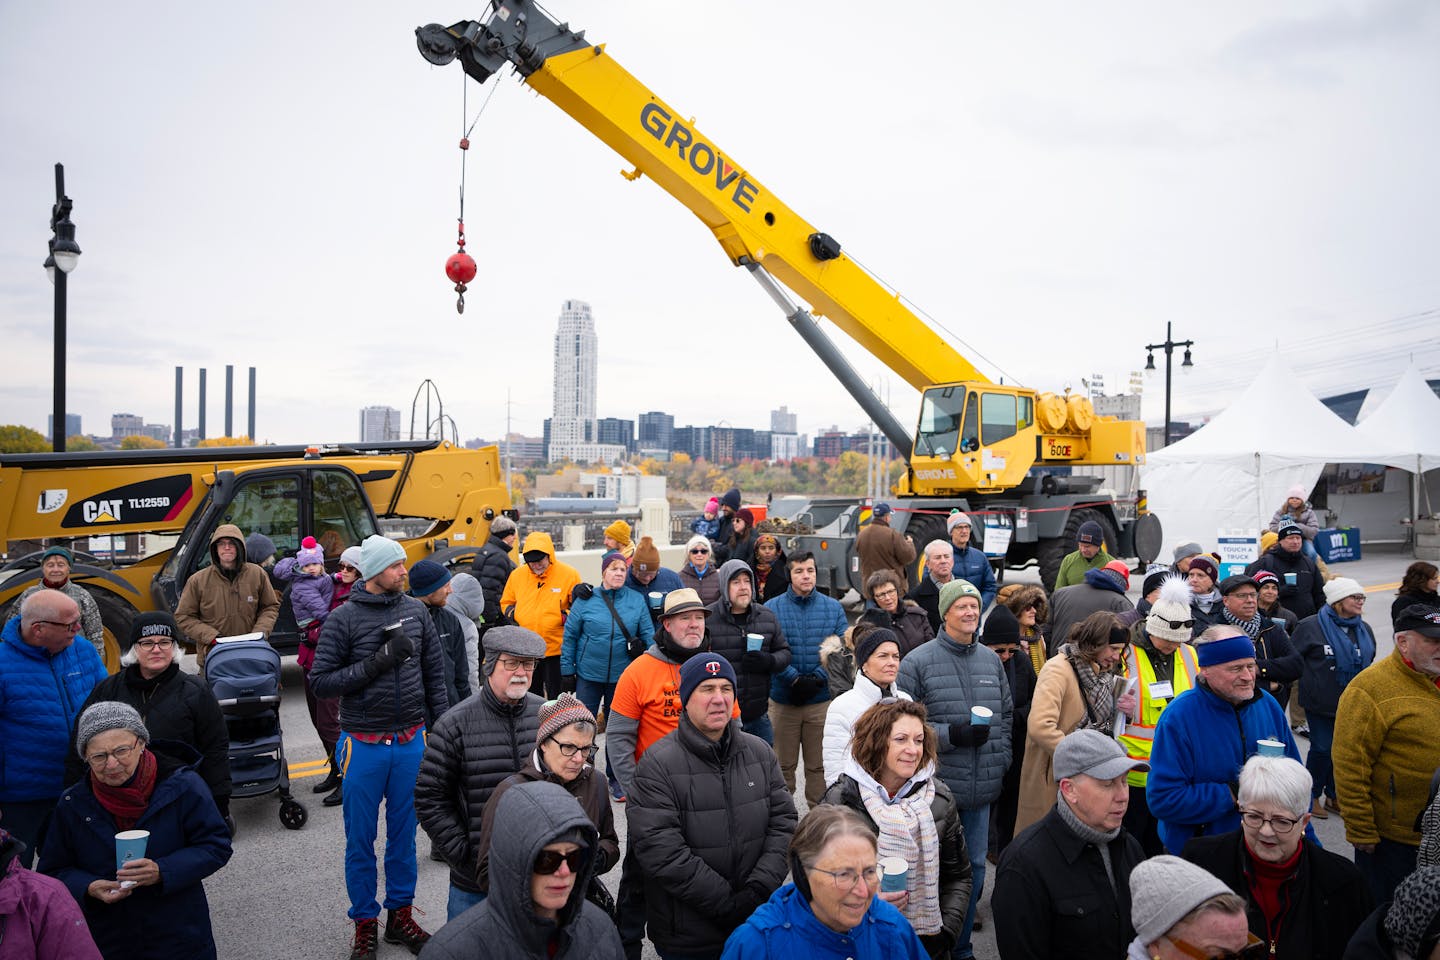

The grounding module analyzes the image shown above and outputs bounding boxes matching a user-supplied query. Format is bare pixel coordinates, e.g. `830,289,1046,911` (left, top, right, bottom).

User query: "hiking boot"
322,783,344,808
313,767,341,794
349,918,378,960
1310,797,1330,819
384,905,432,954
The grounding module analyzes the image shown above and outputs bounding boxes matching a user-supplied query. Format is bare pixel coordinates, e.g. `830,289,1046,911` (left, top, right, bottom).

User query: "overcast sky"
2,1,1436,448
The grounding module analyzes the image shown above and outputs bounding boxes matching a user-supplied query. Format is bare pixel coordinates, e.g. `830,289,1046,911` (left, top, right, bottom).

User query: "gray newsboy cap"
75,701,150,758
1053,728,1148,781
481,625,548,676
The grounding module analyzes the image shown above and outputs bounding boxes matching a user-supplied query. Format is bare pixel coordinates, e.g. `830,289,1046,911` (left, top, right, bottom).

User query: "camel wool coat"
1014,653,1089,834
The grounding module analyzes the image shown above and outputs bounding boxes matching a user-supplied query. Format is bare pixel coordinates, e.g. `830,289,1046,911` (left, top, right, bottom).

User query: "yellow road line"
1365,582,1400,593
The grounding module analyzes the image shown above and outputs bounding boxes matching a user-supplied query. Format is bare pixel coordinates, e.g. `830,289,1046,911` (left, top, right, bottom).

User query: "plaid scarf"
1062,643,1118,732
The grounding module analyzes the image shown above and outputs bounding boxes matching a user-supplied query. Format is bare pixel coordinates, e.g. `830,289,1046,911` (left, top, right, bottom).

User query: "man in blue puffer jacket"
0,590,107,867
898,577,1012,960
766,552,847,807
947,511,997,612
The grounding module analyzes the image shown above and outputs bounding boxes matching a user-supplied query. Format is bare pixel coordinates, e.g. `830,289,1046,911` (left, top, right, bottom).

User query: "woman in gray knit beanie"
1126,855,1260,960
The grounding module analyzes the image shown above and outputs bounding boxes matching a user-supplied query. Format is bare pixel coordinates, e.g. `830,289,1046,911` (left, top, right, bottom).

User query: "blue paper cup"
746,633,764,652
648,592,663,610
1283,572,1297,586
115,830,149,871
1256,739,1285,758
971,705,993,726
879,856,908,892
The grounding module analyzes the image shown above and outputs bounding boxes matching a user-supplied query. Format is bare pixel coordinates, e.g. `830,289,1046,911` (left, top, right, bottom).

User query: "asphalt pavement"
204,545,1411,959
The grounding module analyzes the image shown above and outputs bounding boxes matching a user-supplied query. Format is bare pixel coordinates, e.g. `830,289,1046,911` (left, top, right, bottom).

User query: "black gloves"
727,882,769,926
561,674,579,694
949,720,991,747
371,623,414,672
789,675,825,704
571,582,594,603
742,650,776,673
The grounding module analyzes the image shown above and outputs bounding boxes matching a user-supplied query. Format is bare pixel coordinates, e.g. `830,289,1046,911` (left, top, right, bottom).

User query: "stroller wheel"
279,799,309,830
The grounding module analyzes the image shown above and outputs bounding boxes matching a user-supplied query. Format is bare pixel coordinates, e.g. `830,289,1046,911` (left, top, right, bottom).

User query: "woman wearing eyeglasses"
1180,756,1372,960
721,804,929,959
423,780,624,959
39,701,232,960
819,699,970,958
473,694,619,915
67,613,232,827
859,570,934,658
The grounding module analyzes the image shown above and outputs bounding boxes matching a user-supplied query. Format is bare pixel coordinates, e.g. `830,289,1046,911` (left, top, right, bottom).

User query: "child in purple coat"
274,536,335,646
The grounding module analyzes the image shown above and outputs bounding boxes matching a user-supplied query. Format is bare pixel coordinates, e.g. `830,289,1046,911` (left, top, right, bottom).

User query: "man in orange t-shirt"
606,587,737,960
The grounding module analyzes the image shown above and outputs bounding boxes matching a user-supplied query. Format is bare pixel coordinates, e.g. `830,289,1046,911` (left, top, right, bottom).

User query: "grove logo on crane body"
639,102,759,213
61,475,194,529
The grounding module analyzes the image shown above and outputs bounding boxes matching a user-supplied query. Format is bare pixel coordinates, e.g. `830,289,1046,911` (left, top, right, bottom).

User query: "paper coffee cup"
879,855,908,892
746,633,765,652
648,591,663,609
1256,738,1286,758
115,830,149,871
971,705,993,726
1283,572,1297,586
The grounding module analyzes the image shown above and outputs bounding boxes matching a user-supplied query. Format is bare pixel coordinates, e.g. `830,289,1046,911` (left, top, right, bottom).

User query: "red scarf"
42,576,69,590
92,750,158,831
1246,838,1301,937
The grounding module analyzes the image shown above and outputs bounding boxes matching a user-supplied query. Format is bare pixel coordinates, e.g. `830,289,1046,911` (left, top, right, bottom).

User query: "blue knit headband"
1196,634,1256,667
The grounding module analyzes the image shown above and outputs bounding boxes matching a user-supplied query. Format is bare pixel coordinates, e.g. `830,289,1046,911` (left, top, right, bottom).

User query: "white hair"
1238,755,1312,818
925,540,954,561
120,636,184,668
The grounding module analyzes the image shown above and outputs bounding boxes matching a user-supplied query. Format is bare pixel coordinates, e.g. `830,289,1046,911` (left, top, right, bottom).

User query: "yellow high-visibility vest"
1118,642,1200,787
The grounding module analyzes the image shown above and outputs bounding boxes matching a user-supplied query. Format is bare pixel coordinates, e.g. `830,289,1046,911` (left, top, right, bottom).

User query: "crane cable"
446,69,501,314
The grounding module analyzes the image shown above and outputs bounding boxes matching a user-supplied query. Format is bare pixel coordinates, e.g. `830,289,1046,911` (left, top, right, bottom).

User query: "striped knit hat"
537,693,596,744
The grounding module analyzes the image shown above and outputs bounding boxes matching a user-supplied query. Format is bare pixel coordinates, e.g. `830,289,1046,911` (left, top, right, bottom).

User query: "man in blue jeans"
311,535,451,960
898,578,1013,960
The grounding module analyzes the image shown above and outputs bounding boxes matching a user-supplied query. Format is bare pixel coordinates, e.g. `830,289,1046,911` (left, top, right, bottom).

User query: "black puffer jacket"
706,560,793,722
414,683,542,893
424,603,473,710
471,534,517,623
628,715,797,957
310,585,450,734
67,662,231,805
860,601,935,657
822,771,972,955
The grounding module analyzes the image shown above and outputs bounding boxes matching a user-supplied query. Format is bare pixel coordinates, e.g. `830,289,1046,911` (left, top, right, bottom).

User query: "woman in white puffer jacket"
821,625,912,789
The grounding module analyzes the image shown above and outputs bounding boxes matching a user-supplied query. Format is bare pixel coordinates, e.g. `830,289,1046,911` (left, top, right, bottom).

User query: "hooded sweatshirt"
445,572,485,681
706,558,792,721
419,781,624,960
501,532,582,658
173,523,280,666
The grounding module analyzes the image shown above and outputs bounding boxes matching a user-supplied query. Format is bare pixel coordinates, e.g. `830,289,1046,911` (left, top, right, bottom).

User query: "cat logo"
37,489,68,514
82,499,123,523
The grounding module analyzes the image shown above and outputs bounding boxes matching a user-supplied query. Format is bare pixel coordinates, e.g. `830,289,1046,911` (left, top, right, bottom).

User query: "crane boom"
417,10,988,396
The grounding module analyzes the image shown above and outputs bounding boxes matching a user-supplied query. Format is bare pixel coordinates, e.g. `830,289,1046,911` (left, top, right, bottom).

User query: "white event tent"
1139,356,1413,556
1353,363,1440,516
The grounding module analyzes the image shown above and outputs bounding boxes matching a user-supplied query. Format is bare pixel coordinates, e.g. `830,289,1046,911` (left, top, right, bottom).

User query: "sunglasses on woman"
533,848,586,875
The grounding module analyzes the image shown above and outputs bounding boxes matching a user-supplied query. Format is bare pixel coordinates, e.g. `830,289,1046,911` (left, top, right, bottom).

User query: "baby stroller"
205,634,308,830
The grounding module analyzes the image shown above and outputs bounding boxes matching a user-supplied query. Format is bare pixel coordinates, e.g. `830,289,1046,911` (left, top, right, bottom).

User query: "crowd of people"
2,486,1439,960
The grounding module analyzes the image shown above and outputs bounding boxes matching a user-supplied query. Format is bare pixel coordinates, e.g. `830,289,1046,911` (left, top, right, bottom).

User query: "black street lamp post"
1144,321,1195,448
47,163,81,453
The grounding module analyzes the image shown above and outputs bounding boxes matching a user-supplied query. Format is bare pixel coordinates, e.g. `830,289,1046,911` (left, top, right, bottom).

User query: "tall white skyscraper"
359,405,400,443
548,300,624,463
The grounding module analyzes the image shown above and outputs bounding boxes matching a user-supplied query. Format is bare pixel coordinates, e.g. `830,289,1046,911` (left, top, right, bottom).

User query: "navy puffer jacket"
310,585,450,733
470,534,517,621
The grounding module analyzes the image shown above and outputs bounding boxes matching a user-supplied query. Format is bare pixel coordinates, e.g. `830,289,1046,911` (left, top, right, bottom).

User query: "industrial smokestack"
198,368,207,440
225,364,234,437
247,366,256,441
174,367,183,448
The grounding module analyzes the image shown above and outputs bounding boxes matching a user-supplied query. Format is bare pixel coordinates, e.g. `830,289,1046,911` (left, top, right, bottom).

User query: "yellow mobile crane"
0,440,512,668
416,7,1162,590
